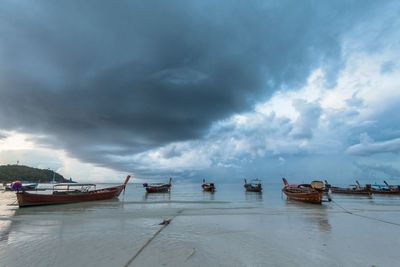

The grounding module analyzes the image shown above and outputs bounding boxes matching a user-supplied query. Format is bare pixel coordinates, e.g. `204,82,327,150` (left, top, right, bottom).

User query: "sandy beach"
1,182,400,267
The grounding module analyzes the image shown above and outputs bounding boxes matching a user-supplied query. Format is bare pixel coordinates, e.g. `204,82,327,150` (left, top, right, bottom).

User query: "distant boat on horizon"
202,179,216,192
244,178,262,193
325,180,372,195
143,178,172,193
370,180,400,194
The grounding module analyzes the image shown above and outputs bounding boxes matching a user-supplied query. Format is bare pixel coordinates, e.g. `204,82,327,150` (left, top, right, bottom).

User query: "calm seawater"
1,181,400,266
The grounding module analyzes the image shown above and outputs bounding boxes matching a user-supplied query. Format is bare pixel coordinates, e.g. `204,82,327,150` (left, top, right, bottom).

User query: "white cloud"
0,131,35,150
0,132,125,182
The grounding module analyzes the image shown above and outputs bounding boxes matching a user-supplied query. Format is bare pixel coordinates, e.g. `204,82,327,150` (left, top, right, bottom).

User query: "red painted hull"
371,189,400,194
282,188,323,204
282,178,324,204
16,185,125,207
245,187,262,193
244,185,262,192
145,185,171,193
202,184,215,192
331,188,371,195
17,176,131,207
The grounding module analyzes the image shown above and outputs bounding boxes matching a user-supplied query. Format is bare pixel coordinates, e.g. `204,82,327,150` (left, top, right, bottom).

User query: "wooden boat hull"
16,175,131,207
331,188,372,195
202,187,215,192
371,189,400,195
244,186,262,193
202,184,215,192
243,179,262,192
16,185,125,207
282,178,325,204
282,189,323,204
144,178,172,193
145,186,170,193
371,181,400,194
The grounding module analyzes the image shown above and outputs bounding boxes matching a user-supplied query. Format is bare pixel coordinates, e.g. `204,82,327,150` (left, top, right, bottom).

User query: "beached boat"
202,179,216,192
282,178,326,204
244,178,262,192
16,176,131,207
325,180,372,195
371,181,400,194
143,178,172,193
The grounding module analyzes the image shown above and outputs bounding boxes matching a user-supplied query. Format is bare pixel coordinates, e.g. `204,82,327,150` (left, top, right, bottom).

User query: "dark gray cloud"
0,0,382,172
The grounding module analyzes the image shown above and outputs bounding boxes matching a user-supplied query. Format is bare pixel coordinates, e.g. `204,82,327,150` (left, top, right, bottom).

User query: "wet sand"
1,183,400,266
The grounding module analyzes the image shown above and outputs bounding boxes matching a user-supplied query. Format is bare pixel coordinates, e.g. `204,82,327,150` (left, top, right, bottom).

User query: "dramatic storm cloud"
0,0,399,181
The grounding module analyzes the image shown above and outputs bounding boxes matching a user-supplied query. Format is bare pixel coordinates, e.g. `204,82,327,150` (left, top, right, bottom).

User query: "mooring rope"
123,209,185,267
331,199,400,227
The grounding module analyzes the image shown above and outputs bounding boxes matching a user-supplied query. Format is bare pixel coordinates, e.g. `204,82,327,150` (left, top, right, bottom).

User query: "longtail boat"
143,178,172,193
201,179,216,192
325,180,372,195
371,180,400,194
282,178,326,204
16,176,131,207
244,178,262,192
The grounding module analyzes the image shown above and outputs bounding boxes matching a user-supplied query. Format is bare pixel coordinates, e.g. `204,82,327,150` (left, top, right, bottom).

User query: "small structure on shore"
4,181,38,191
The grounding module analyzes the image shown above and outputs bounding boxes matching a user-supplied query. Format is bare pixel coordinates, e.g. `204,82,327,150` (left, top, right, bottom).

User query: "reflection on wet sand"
284,199,331,233
143,192,171,201
245,192,263,202
0,196,148,267
202,191,215,201
0,199,122,253
1,199,126,247
0,192,18,243
15,198,123,214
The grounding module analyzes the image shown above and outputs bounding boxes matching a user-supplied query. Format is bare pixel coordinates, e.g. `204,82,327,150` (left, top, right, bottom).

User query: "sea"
1,181,400,267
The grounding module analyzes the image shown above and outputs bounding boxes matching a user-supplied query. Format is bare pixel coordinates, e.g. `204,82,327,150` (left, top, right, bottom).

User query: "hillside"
0,165,71,183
